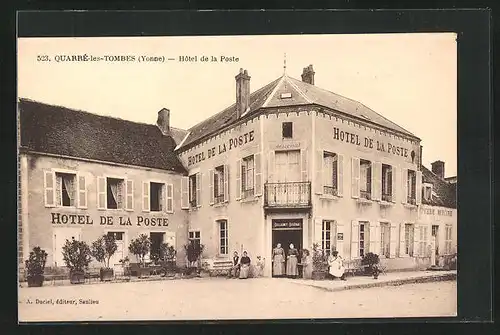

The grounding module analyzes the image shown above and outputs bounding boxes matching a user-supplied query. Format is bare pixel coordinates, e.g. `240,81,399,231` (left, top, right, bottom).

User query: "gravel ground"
18,278,457,321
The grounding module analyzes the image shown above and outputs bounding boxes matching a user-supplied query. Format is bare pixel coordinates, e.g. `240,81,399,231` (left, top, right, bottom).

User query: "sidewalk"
281,270,457,292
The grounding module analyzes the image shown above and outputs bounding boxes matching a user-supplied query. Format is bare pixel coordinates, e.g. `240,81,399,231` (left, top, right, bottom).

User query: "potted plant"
311,243,329,280
62,239,92,284
159,243,177,277
91,234,118,282
119,256,131,278
25,247,48,287
361,252,380,278
128,234,151,278
183,240,205,277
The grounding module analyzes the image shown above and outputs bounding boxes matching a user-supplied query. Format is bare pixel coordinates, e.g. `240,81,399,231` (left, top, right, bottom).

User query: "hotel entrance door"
271,219,303,277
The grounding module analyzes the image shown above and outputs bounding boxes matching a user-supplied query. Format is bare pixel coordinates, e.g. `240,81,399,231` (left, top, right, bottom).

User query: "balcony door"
275,150,301,204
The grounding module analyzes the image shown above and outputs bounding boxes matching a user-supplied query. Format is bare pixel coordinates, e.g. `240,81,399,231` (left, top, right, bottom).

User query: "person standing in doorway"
272,243,285,277
328,250,346,281
286,243,299,278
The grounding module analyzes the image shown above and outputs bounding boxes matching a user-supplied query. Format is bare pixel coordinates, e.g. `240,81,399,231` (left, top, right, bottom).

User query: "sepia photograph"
17,33,457,321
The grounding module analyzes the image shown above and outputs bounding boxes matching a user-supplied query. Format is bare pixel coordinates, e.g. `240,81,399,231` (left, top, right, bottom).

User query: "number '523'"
37,55,50,61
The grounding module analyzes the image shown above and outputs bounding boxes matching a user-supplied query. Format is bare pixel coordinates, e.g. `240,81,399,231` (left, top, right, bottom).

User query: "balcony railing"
323,186,338,196
407,197,416,205
382,193,393,202
360,190,371,200
214,194,225,204
264,182,311,208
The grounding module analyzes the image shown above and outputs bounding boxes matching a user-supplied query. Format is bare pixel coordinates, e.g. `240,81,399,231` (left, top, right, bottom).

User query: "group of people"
272,243,347,281
227,251,265,279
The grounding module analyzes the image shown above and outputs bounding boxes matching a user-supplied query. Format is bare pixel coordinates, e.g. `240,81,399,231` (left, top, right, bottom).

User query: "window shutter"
165,231,176,250
97,176,106,210
351,157,360,199
401,168,408,204
369,222,377,254
351,220,360,259
195,173,201,207
125,179,134,211
416,170,423,205
181,176,189,209
77,174,87,209
224,164,230,203
337,154,344,197
336,223,344,257
254,153,262,196
166,183,173,213
300,149,308,182
268,151,275,182
44,170,55,207
413,225,421,257
314,217,323,245
399,223,406,257
209,169,214,205
235,160,242,200
391,165,397,203
315,150,323,194
389,223,397,258
142,182,150,212
373,162,382,201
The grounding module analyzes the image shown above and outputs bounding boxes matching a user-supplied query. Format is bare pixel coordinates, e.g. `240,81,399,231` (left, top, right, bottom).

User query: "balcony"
264,182,311,211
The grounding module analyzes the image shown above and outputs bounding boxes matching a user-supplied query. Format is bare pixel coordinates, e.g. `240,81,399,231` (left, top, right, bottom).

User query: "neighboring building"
17,99,189,273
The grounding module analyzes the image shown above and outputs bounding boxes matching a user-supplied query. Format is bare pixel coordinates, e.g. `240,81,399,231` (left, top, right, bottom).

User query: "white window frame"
103,175,127,210
407,169,417,205
381,164,394,202
321,220,337,254
404,223,415,257
359,160,372,201
147,180,167,213
188,173,202,208
217,219,229,256
50,168,78,208
241,154,255,199
380,222,391,258
213,165,225,204
188,230,201,248
358,221,370,258
423,183,433,202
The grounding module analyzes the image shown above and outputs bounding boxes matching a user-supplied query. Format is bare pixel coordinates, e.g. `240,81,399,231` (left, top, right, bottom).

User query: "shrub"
184,241,204,266
25,247,48,278
312,243,328,272
91,234,118,269
361,252,380,274
128,234,151,266
62,239,92,272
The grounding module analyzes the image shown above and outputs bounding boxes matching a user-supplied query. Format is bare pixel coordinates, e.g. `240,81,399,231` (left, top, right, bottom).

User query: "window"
241,155,255,198
380,223,391,257
218,220,228,255
107,232,124,241
107,178,124,209
282,122,293,138
407,170,417,204
323,152,338,196
419,226,429,256
423,184,433,201
322,220,337,254
189,173,200,207
56,172,76,207
404,224,415,256
213,166,225,204
360,160,372,200
188,231,201,248
445,225,452,254
381,164,393,202
150,182,165,212
359,221,370,257
432,225,439,255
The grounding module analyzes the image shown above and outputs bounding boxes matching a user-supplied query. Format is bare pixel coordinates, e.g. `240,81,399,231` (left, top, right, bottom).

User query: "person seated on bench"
239,251,251,279
228,251,240,278
327,250,347,281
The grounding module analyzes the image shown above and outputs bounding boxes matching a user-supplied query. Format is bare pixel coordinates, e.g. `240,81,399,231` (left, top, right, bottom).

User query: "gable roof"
421,165,456,209
179,74,417,150
18,99,187,174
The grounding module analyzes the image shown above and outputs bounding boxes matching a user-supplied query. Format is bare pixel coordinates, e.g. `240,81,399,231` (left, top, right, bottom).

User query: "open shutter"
181,177,189,209
413,225,421,257
314,217,323,246
44,170,55,207
315,150,323,194
195,173,201,207
77,174,87,209
401,168,408,204
351,157,360,199
369,222,377,254
351,220,360,259
268,151,275,182
399,223,406,257
389,223,397,258
224,164,229,203
254,153,262,196
142,182,150,212
373,162,382,201
391,165,397,203
125,179,134,211
166,183,173,213
337,154,344,197
209,169,214,205
336,223,344,257
416,170,423,205
97,176,106,210
300,149,308,181
235,160,242,200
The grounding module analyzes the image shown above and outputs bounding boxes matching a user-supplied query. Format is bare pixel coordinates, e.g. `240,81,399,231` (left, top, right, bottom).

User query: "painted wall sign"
333,126,412,158
187,130,255,166
272,221,303,229
420,208,453,217
274,142,301,150
51,213,169,227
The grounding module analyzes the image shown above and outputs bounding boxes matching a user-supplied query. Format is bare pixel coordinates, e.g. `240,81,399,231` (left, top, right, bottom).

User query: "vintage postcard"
17,33,457,321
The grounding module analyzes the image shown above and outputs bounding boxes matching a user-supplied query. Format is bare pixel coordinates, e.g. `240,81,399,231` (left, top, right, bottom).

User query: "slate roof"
18,99,187,174
421,165,457,209
179,74,418,150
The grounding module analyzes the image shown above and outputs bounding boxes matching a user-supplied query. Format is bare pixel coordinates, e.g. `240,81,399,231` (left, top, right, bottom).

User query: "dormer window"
423,183,433,201
280,92,292,99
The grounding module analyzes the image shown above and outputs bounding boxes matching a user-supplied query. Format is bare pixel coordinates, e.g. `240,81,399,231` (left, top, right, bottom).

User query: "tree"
91,234,118,269
128,234,151,266
62,239,92,272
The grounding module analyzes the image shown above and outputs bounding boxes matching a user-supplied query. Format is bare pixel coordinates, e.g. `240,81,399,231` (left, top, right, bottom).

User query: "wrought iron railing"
264,182,311,207
360,190,371,200
242,188,255,199
214,194,225,204
382,193,392,202
323,186,338,196
407,197,416,205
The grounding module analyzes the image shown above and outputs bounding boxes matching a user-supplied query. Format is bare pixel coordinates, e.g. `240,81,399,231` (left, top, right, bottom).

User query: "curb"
290,272,457,292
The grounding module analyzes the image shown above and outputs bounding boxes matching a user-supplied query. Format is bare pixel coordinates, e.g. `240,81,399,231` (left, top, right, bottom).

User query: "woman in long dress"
286,243,299,278
327,250,346,281
301,249,313,279
239,251,251,279
272,243,285,277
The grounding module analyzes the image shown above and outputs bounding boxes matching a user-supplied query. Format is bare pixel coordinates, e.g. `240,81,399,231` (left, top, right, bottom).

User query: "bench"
208,259,234,277
344,259,387,277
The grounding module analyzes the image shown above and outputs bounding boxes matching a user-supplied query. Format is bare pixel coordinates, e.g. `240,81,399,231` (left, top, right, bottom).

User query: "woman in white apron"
327,250,346,281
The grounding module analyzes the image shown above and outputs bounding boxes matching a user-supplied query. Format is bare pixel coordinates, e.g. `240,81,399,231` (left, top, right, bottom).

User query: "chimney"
235,68,251,118
431,160,445,179
301,64,315,85
156,108,170,135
